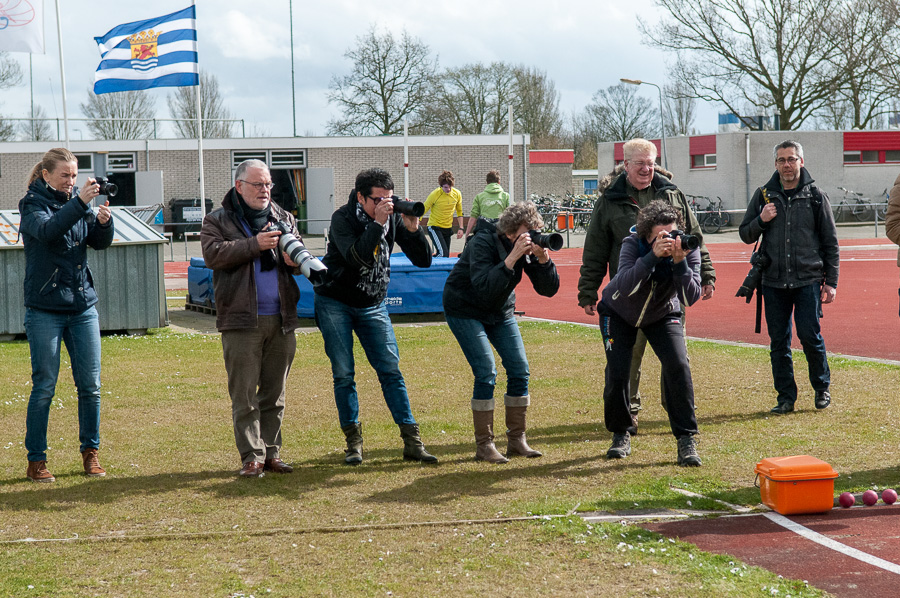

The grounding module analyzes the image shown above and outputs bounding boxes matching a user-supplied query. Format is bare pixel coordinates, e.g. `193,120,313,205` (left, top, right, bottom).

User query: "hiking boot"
815,390,831,410
341,423,363,465
606,432,631,459
26,460,55,483
770,402,794,415
81,448,106,477
676,435,702,467
399,424,438,463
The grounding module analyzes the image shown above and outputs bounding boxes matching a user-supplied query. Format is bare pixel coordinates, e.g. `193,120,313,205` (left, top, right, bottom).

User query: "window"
691,153,716,168
75,154,93,171
583,179,598,194
843,132,900,164
108,153,136,172
689,135,716,169
232,149,307,170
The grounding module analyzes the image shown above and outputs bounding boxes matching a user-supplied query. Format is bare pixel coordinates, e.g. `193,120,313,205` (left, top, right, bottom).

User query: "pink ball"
882,489,898,505
838,492,855,508
862,490,879,506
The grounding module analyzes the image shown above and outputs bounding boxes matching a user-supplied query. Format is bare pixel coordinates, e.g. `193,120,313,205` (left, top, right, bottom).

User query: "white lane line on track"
764,512,900,575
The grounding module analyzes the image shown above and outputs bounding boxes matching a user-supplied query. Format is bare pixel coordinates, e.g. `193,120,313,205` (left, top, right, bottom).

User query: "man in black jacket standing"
315,168,438,465
739,140,840,415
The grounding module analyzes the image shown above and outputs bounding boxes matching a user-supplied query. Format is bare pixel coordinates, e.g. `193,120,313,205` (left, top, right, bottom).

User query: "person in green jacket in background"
464,169,511,239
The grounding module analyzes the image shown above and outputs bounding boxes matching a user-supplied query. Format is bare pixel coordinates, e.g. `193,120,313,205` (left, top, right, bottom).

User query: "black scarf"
232,189,277,271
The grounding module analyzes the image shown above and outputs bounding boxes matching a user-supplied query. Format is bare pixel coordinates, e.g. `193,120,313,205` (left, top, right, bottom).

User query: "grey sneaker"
815,390,831,410
677,435,702,467
607,432,631,459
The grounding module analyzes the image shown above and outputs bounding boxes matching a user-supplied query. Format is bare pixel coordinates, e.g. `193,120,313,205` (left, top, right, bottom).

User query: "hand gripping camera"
94,177,118,197
666,229,700,251
735,251,771,302
390,195,425,217
528,230,564,251
272,221,328,287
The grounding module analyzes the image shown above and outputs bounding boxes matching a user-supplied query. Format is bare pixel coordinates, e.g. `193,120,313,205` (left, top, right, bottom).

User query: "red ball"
882,489,898,505
838,492,855,508
862,490,879,506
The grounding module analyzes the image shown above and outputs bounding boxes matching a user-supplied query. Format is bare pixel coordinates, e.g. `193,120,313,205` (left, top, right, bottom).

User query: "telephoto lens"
391,195,425,217
528,230,564,251
94,177,118,197
272,221,328,286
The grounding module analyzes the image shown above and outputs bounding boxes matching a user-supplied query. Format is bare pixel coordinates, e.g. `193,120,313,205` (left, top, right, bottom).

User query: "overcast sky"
1,0,722,140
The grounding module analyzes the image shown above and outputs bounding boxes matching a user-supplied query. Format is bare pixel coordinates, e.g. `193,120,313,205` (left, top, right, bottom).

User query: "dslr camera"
271,221,328,287
735,251,771,302
666,229,699,251
390,195,425,217
528,230,564,251
94,176,118,197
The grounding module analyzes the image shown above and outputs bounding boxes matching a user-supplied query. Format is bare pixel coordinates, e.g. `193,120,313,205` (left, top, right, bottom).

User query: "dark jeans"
428,226,452,257
762,284,830,405
599,307,698,438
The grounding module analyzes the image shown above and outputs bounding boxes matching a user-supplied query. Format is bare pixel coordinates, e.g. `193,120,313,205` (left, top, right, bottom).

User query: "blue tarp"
188,254,457,317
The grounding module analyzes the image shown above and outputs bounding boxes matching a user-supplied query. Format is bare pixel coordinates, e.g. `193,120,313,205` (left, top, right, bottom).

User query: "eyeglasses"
367,195,392,203
628,160,656,169
239,180,274,191
775,157,801,165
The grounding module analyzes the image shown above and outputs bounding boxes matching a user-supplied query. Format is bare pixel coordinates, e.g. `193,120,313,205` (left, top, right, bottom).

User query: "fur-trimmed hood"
598,164,675,196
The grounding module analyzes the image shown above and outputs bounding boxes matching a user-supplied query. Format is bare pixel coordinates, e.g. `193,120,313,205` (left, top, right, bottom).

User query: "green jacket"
470,183,510,219
577,168,716,307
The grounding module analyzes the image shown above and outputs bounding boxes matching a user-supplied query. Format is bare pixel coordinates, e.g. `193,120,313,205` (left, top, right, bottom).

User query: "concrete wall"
528,163,574,197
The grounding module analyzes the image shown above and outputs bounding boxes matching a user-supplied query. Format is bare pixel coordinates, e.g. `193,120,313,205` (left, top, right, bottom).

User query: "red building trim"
689,134,717,155
529,149,574,164
843,131,900,151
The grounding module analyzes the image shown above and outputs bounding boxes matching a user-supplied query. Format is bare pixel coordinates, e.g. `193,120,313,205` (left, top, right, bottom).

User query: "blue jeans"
314,294,416,427
445,315,529,403
762,284,830,405
24,306,102,462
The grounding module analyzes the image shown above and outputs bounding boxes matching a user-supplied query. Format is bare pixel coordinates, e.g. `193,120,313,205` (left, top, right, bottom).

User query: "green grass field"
2,320,894,596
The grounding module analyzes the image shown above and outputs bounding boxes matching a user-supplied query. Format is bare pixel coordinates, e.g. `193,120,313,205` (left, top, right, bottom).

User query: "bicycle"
876,188,889,221
835,187,873,222
700,196,729,234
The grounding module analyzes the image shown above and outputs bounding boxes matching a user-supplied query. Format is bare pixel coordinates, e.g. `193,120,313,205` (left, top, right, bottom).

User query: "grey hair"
773,140,803,160
623,138,657,161
235,159,269,182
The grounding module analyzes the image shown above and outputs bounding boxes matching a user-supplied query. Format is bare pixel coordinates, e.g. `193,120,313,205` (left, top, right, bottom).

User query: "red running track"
514,239,900,362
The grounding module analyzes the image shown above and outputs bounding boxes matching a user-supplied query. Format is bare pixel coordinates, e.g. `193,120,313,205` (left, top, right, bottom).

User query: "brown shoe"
264,458,293,474
26,460,55,483
81,448,106,477
239,461,265,477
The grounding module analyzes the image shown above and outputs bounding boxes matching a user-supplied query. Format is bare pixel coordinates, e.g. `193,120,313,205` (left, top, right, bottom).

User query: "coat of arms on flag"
128,29,160,72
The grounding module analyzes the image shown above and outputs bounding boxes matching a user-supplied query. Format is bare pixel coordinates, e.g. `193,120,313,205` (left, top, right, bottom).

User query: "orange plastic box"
754,455,838,515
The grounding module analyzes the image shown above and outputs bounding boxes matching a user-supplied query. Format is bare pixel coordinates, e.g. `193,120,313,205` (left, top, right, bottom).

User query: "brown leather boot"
26,460,55,483
82,448,106,477
472,408,508,464
505,395,542,458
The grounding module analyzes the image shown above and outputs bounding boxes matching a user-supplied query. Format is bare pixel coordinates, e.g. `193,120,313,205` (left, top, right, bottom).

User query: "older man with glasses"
739,140,839,415
578,138,716,437
314,168,438,465
201,159,301,477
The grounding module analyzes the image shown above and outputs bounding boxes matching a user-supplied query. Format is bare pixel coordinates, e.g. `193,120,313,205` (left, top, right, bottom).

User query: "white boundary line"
764,512,900,575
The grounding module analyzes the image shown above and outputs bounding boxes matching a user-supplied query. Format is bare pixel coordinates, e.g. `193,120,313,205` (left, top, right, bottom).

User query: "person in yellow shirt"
423,170,464,257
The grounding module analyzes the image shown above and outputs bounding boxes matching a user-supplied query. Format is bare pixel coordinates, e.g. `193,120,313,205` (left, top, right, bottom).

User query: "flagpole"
193,1,206,220
54,0,70,146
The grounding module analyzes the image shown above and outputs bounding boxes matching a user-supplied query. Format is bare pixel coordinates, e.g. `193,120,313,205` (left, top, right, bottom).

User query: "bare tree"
167,71,236,138
641,0,851,130
664,83,697,136
0,116,15,140
18,105,55,141
414,62,517,135
327,26,438,136
577,84,659,143
81,89,155,140
513,66,565,147
0,52,23,90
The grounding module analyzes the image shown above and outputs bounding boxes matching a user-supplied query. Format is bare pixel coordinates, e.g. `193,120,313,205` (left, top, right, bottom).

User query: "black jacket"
739,168,839,289
18,178,114,313
442,228,559,324
316,192,432,308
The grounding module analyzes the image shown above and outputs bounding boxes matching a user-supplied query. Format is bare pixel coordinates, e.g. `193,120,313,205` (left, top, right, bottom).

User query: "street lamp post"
620,78,668,170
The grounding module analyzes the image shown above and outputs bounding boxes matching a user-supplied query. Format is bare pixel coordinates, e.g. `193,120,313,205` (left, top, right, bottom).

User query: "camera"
94,176,118,197
735,251,771,302
528,230,564,251
391,195,425,217
271,221,329,286
667,229,699,251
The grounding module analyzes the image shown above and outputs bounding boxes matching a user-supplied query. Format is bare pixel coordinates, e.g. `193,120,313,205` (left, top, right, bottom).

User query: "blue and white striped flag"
93,6,198,95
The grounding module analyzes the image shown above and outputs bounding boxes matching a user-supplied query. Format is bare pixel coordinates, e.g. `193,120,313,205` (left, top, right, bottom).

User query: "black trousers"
428,226,452,257
599,307,698,438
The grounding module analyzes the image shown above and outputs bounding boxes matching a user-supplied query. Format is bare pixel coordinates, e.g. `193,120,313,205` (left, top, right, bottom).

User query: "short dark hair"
355,168,394,198
438,170,455,187
635,200,683,239
773,139,804,160
497,201,543,235
486,169,501,184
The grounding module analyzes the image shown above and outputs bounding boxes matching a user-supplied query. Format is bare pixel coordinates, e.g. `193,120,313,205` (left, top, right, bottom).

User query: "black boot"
399,424,438,463
341,423,363,465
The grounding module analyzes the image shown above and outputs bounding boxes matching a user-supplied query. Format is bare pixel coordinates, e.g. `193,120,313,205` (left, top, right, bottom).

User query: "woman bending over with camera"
599,200,702,466
442,201,559,463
